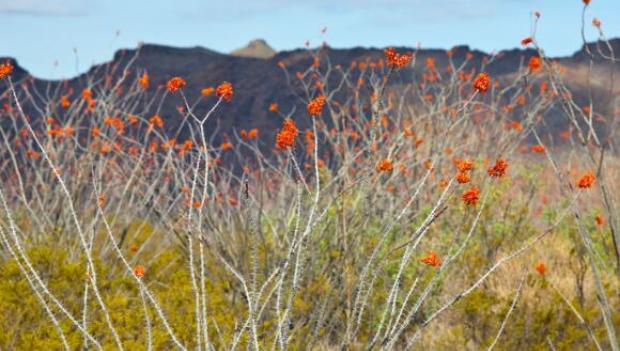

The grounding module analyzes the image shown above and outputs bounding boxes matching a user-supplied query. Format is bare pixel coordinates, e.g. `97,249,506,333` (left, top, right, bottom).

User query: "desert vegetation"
0,2,619,350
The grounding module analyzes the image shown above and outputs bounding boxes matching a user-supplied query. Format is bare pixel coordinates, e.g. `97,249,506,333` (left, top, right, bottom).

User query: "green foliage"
0,164,618,350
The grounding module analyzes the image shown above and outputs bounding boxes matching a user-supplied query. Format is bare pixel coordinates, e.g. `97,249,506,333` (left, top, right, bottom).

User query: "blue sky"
0,0,617,80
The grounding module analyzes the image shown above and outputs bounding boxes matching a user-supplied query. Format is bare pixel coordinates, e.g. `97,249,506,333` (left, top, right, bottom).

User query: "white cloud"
0,0,89,16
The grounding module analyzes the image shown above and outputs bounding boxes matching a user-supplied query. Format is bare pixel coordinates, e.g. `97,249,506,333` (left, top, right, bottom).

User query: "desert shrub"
0,4,619,349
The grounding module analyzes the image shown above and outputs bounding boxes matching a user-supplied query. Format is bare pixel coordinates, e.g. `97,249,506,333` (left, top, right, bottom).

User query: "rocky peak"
231,39,276,59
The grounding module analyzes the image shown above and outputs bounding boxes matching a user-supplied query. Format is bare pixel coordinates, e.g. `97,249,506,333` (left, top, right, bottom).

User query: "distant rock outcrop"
231,39,277,59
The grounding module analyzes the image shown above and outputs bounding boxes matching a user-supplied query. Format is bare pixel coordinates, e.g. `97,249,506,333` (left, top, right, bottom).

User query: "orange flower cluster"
159,139,174,152
521,37,533,45
456,171,471,184
240,128,259,141
269,102,279,112
80,88,96,112
583,105,591,114
98,193,107,207
305,130,315,156
60,95,71,109
420,251,441,267
275,118,298,150
456,159,474,172
149,114,164,128
47,126,62,137
179,139,193,155
423,159,433,170
473,73,490,94
216,81,234,102
104,116,125,133
577,171,595,189
454,158,473,184
138,72,150,89
307,95,327,116
148,140,158,153
462,186,480,206
86,98,96,112
487,159,508,178
531,144,545,153
376,159,393,173
201,87,215,97
595,214,605,226
248,128,258,140
26,150,41,159
65,126,75,136
528,56,542,72
166,76,186,93
49,125,74,138
384,48,413,69
82,89,92,100
0,62,13,79
304,159,326,169
133,265,146,278
535,262,546,276
89,133,101,145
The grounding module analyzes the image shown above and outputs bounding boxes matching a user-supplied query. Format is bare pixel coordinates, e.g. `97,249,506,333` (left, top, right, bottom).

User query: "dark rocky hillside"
1,39,618,151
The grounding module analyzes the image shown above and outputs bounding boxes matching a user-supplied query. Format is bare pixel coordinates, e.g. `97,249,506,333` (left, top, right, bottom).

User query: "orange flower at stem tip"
384,47,413,69
138,71,150,89
456,171,471,184
456,159,474,172
462,186,480,206
577,171,595,189
269,102,279,112
421,251,441,267
201,87,214,97
535,262,546,276
473,73,490,94
149,114,164,128
528,56,542,72
376,159,393,173
216,81,234,102
60,95,71,109
488,159,508,178
307,95,327,116
0,62,14,79
275,118,298,150
166,76,186,93
133,265,146,278
521,37,533,46
82,89,92,100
